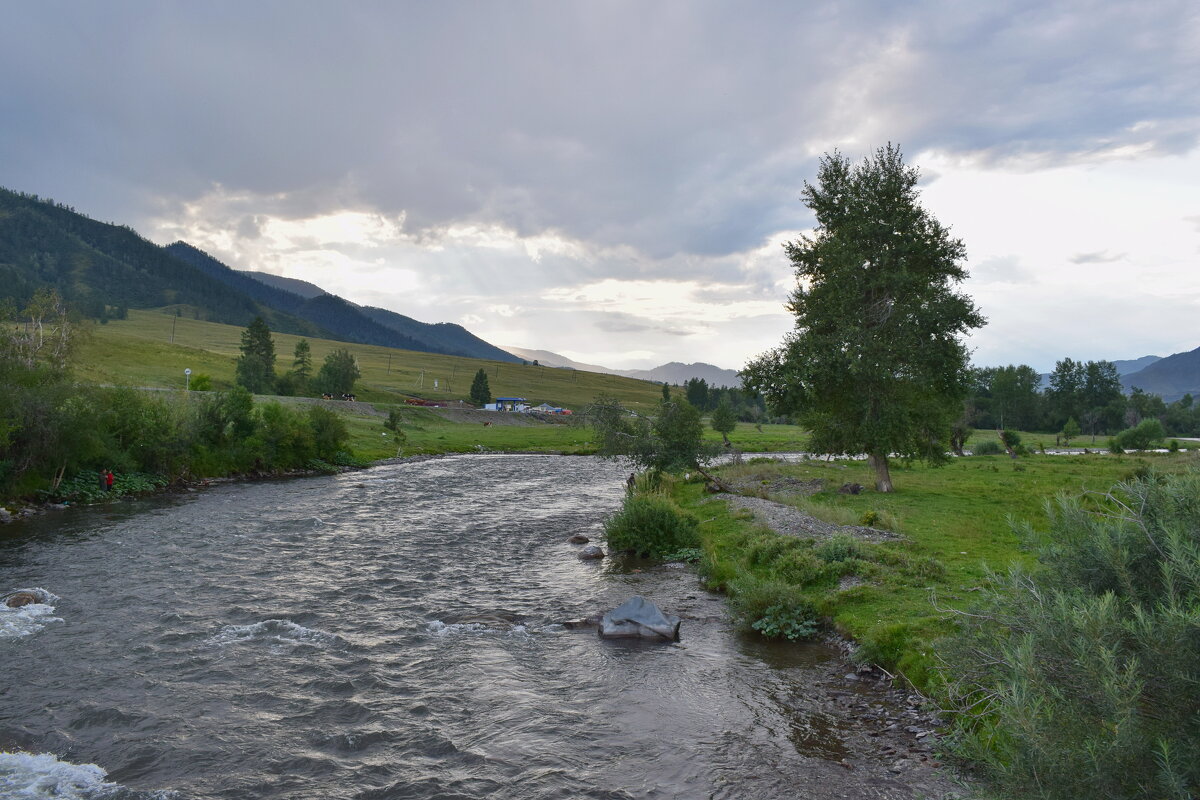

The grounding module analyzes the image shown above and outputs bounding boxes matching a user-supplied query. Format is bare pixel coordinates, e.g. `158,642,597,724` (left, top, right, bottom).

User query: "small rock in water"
578,545,605,560
5,591,40,608
567,534,590,544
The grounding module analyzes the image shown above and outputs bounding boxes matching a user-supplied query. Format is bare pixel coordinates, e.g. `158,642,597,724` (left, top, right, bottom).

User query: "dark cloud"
1,1,1196,262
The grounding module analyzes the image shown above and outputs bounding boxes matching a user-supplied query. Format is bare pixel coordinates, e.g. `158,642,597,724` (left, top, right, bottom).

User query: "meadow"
671,447,1197,691
77,309,669,411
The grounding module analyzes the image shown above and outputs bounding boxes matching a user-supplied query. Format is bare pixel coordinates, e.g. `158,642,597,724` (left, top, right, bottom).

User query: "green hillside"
78,308,669,412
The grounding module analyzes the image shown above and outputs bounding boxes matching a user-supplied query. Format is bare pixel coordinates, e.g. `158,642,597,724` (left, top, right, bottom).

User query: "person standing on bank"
105,469,114,493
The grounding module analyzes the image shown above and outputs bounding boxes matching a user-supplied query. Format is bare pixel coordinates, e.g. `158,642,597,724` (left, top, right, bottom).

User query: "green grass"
79,309,669,411
674,449,1199,692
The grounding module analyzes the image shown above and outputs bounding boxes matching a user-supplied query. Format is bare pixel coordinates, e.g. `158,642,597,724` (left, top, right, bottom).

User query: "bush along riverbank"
0,380,366,515
623,451,1199,799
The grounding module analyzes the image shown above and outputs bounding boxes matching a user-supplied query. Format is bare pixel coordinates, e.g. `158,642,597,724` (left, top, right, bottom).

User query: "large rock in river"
598,596,681,641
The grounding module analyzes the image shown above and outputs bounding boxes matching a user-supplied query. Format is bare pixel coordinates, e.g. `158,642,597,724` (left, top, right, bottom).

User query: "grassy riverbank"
670,449,1197,692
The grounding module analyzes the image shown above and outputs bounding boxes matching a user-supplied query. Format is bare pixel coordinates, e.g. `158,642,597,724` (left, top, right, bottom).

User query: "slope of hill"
1122,346,1200,402
0,187,320,335
75,309,668,412
357,306,520,363
238,270,326,299
167,242,520,363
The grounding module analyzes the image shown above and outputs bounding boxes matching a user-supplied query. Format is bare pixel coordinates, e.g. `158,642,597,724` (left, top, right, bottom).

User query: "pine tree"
469,368,492,406
292,339,312,381
235,316,276,394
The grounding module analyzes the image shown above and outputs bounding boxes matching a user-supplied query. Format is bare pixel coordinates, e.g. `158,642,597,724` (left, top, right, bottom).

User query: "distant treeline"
677,377,772,423
967,359,1198,437
0,290,355,502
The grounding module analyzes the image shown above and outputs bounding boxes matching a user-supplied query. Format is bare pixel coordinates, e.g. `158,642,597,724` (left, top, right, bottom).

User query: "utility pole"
387,353,392,374
170,315,177,344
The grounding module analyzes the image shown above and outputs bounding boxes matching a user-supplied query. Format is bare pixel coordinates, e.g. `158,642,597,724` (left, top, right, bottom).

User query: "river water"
1,454,959,799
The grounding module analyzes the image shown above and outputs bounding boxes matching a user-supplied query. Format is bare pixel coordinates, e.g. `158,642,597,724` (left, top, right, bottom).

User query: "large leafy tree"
315,348,361,395
581,394,718,475
744,145,984,492
235,316,276,394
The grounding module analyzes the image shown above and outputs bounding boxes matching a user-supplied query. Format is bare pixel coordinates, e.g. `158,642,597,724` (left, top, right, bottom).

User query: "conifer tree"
235,316,276,394
470,368,492,406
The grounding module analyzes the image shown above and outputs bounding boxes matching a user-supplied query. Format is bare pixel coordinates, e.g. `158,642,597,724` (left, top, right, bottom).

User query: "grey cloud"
1185,215,1200,232
594,314,695,337
968,255,1034,284
2,1,1197,260
1070,251,1126,264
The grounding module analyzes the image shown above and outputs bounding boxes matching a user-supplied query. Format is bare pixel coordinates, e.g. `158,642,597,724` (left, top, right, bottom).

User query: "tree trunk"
868,453,894,493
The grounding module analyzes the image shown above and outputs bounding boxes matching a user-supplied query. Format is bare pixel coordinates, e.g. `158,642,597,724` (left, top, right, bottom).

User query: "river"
0,454,962,799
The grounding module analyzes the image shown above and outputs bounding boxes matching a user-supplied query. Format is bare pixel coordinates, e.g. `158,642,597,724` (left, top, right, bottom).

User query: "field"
76,309,669,412
673,448,1198,691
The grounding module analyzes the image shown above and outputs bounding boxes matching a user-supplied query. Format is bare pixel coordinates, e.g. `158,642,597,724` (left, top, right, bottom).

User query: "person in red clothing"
105,469,114,492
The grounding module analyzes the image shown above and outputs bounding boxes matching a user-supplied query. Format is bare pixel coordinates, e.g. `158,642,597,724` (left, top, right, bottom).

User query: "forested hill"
168,242,521,363
0,187,322,335
356,305,521,364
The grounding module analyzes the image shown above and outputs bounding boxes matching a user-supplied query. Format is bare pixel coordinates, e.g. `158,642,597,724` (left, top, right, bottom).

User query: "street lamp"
184,368,192,391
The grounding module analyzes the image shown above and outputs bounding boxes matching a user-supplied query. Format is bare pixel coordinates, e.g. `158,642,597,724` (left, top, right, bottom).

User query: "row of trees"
236,317,361,397
969,359,1198,438
679,378,771,423
0,292,352,500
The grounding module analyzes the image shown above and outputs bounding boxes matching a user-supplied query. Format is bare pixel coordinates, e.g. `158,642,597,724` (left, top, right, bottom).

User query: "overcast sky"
3,2,1198,371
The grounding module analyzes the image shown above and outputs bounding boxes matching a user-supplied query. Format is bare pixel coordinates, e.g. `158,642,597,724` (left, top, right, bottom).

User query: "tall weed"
937,471,1200,799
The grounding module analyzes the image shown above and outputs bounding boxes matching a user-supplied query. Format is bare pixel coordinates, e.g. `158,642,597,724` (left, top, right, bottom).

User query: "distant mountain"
168,243,521,363
623,361,742,388
502,347,742,388
1122,346,1200,402
502,346,621,375
238,270,326,299
1113,355,1162,375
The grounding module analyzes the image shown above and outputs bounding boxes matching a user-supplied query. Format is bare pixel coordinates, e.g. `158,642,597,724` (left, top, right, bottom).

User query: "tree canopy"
314,348,360,395
744,144,984,491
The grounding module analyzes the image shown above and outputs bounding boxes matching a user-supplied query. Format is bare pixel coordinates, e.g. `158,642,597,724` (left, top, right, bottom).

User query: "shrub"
938,471,1200,799
972,440,1003,456
726,575,819,640
1113,418,1166,451
752,604,819,641
815,534,864,563
603,494,699,557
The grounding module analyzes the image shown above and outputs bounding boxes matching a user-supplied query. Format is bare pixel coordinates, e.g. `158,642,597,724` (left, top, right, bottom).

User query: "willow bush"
938,470,1200,799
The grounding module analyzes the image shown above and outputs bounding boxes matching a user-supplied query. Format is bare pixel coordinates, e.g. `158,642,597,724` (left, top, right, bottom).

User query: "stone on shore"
598,596,681,641
567,534,590,544
578,545,605,560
